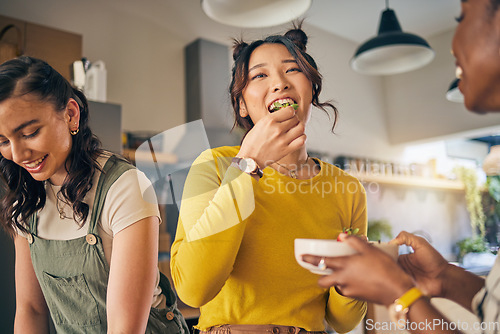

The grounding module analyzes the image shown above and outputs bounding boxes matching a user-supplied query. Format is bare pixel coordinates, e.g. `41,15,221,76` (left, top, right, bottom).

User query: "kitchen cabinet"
0,14,82,81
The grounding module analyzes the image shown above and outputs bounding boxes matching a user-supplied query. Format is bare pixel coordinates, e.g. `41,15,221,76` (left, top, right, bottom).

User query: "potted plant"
367,219,393,242
454,166,494,265
484,175,500,251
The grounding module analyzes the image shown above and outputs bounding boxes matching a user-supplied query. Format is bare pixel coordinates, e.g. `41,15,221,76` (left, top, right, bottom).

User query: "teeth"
455,66,463,80
277,98,295,105
25,156,45,168
268,98,296,111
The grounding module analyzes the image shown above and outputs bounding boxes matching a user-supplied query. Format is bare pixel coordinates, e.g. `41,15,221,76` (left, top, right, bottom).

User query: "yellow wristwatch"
388,287,424,323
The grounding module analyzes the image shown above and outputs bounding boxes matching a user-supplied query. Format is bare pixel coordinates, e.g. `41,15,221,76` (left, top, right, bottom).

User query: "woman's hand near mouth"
237,105,306,169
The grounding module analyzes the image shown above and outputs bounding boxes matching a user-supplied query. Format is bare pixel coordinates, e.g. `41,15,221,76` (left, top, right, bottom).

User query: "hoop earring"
70,128,79,135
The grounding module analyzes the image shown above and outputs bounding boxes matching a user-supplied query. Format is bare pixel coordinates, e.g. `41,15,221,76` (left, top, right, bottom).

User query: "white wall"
385,29,500,144
366,186,470,260
1,0,188,132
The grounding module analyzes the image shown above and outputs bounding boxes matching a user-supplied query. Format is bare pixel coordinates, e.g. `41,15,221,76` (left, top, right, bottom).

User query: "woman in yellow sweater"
171,26,367,334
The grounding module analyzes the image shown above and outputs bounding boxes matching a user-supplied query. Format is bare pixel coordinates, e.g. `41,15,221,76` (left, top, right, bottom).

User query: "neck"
272,147,319,179
277,147,308,166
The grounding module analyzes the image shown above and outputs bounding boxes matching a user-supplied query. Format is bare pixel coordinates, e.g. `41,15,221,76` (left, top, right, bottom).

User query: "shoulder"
318,159,365,190
194,146,239,168
202,146,240,160
187,146,240,183
96,153,153,202
318,159,357,180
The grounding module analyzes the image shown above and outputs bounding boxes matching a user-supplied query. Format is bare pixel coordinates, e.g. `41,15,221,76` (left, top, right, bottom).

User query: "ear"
65,98,81,132
239,99,249,118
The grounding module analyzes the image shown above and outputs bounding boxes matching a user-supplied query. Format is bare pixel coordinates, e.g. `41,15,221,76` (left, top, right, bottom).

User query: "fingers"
271,105,298,122
342,235,370,253
392,231,427,250
301,254,348,271
277,116,301,132
283,123,307,149
317,274,342,289
270,115,306,152
240,105,305,165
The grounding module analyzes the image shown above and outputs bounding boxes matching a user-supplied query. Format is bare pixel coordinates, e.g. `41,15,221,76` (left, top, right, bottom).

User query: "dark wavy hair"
229,24,338,133
0,56,102,236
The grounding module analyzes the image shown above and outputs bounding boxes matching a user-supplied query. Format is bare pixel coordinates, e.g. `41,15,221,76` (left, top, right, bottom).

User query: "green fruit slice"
270,102,299,112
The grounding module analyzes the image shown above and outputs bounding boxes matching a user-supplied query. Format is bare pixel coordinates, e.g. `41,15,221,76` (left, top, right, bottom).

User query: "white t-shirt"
36,155,164,306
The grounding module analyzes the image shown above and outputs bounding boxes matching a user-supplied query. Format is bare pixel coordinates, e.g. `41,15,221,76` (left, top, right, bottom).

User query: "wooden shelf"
349,173,464,191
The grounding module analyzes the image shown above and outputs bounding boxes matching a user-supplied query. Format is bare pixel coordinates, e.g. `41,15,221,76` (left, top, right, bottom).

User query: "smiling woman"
0,56,188,334
298,1,500,333
0,95,75,185
170,25,368,334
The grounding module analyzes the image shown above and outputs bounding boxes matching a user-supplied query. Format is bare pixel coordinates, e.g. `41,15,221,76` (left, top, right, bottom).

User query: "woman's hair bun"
285,28,308,52
232,39,249,61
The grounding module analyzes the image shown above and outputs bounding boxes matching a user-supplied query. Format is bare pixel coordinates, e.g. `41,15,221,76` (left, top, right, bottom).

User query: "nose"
10,140,30,164
272,73,290,92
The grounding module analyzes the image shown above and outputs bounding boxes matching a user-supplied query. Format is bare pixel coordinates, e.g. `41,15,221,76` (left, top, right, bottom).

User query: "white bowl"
295,239,399,275
294,238,357,275
369,241,399,261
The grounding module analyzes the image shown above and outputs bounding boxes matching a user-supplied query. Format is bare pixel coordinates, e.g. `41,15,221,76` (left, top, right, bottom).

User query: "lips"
24,155,47,169
268,98,297,112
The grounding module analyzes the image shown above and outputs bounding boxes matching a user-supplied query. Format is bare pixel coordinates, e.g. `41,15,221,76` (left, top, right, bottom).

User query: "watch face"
239,158,257,173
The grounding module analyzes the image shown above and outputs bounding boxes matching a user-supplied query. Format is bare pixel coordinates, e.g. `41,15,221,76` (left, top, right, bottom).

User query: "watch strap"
393,287,423,313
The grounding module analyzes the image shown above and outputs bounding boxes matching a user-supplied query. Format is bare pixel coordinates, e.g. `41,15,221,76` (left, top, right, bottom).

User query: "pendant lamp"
446,78,464,103
351,1,435,76
201,0,312,28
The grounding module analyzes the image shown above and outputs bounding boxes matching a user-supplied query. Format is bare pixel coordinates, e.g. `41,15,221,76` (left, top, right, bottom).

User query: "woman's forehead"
248,44,293,64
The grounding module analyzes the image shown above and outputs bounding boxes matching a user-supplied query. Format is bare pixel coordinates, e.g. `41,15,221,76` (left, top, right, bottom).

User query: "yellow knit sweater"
171,146,367,333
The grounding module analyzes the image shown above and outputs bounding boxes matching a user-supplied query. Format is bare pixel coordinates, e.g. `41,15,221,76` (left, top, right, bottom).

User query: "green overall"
27,156,189,334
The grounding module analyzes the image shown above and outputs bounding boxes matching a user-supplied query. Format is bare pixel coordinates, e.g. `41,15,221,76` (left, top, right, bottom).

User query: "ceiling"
109,0,462,46
305,0,461,44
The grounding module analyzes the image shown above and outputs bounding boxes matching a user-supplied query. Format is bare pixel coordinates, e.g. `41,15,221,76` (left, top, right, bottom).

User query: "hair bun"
232,39,249,61
285,28,308,52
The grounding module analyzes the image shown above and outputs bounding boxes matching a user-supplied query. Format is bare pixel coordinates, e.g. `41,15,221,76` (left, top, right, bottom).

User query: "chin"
464,97,497,114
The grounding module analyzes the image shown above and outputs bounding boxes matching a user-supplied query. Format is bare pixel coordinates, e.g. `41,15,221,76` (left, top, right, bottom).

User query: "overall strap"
88,155,135,234
28,212,37,234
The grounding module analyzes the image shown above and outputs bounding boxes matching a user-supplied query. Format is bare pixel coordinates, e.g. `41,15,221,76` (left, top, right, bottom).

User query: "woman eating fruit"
170,25,367,334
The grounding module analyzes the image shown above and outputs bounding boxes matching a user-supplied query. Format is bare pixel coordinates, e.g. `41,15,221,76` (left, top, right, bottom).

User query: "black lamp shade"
446,78,464,103
351,9,435,75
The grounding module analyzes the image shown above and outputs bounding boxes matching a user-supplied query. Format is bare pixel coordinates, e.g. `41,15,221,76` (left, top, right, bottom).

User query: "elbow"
171,269,222,308
326,300,367,334
176,286,215,308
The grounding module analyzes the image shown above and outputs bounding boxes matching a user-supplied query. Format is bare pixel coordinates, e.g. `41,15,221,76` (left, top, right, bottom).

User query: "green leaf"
342,227,360,235
488,175,500,202
456,236,489,260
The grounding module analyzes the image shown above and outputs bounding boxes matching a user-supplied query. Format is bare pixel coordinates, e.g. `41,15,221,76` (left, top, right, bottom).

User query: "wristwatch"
232,157,264,178
388,287,424,323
